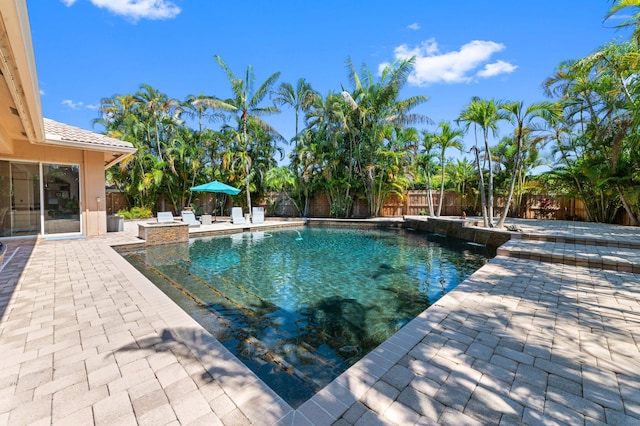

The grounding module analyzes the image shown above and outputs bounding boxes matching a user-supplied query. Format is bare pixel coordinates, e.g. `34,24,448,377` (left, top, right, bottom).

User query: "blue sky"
28,1,630,163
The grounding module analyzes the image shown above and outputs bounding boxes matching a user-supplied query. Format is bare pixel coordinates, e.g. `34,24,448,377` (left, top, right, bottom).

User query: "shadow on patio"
333,255,640,424
0,238,37,319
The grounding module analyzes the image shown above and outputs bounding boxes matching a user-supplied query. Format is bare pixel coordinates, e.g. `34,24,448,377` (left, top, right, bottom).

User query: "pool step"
496,236,640,273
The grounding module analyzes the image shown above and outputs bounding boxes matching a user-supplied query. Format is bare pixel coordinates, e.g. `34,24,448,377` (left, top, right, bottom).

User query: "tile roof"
43,118,135,152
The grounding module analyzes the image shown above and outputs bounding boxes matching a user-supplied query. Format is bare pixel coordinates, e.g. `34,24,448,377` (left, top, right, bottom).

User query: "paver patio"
0,218,639,425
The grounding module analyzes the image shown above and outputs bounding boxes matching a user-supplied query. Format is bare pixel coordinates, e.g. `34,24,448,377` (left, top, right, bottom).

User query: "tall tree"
432,122,464,216
272,78,318,147
134,84,182,162
342,57,430,216
544,40,640,224
212,55,283,212
183,94,222,136
458,97,505,226
495,101,556,227
415,130,437,216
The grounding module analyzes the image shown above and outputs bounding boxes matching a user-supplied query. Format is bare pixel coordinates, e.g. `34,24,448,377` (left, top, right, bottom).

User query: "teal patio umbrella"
190,181,241,195
190,181,241,221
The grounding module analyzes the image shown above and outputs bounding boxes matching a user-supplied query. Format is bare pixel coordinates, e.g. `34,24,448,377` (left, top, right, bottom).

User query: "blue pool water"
118,226,494,407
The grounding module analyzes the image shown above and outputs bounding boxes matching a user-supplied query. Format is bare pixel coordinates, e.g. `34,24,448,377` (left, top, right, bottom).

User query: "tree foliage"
99,7,640,226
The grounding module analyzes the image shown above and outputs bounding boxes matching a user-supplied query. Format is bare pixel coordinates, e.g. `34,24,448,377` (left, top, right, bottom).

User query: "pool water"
118,226,494,407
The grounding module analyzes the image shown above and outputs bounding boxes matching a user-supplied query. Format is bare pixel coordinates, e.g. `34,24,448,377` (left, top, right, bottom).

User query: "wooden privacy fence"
111,189,633,224
520,194,587,221
402,191,467,217
268,191,470,218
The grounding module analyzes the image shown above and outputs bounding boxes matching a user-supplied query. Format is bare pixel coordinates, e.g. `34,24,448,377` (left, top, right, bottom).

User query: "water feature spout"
295,231,303,241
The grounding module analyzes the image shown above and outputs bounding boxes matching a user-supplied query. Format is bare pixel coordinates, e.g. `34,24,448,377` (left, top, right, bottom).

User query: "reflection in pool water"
118,226,494,407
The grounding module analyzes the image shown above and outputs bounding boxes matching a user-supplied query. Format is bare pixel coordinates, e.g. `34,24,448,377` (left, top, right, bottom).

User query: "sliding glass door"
43,164,81,235
0,160,81,237
0,161,41,237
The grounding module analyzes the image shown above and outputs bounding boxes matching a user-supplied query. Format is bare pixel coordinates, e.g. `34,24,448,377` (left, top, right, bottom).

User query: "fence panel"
109,188,628,224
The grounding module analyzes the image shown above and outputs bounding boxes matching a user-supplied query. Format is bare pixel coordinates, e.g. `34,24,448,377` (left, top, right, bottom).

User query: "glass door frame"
41,162,83,237
0,158,83,238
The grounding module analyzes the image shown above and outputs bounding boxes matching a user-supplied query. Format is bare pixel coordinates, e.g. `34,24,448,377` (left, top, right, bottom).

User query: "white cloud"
478,60,518,78
62,0,181,21
407,23,420,31
381,38,517,86
62,99,98,110
40,89,46,96
62,99,80,109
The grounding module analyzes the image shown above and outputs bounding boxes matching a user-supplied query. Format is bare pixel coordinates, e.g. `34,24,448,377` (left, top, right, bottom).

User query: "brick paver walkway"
0,218,639,425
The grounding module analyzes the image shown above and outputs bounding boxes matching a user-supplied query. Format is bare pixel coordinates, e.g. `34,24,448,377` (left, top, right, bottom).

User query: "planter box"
138,221,189,246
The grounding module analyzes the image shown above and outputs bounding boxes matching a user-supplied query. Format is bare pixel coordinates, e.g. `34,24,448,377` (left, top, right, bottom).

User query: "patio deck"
0,217,639,425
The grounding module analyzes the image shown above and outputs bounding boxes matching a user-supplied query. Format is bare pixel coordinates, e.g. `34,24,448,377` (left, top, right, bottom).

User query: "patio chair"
157,211,175,223
252,207,264,224
231,207,246,225
181,210,201,227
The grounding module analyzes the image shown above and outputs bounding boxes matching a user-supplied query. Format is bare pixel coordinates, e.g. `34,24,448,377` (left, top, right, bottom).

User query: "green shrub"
116,206,153,219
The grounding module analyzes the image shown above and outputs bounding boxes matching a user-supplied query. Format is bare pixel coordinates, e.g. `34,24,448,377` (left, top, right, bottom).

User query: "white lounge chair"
231,207,246,224
157,211,174,223
252,207,264,224
181,210,200,227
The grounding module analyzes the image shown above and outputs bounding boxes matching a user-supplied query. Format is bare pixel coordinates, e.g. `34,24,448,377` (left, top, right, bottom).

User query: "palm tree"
342,57,430,216
183,94,223,136
272,78,318,147
433,122,464,216
544,40,640,225
212,54,283,212
447,158,476,213
415,130,437,216
495,101,556,228
605,0,640,44
264,166,300,215
134,84,182,162
458,97,505,226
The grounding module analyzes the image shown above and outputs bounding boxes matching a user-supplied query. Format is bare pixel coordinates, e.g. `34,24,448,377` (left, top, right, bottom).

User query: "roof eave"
104,151,134,170
43,134,137,155
0,0,44,144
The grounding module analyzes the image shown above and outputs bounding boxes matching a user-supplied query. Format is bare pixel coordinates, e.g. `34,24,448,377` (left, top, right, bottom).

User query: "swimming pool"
118,226,494,407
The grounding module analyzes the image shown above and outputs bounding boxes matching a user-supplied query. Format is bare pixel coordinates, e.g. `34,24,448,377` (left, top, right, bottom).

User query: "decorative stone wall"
405,217,511,247
137,222,189,246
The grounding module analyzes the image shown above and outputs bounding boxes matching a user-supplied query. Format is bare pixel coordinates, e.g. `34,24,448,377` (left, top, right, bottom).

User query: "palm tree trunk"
484,131,494,225
437,160,445,216
303,189,310,217
616,184,639,226
472,146,489,227
367,168,376,217
426,172,435,216
496,137,522,228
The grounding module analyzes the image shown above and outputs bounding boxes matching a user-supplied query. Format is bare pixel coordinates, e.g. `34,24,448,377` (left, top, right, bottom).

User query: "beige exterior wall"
2,142,108,237
82,150,107,236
